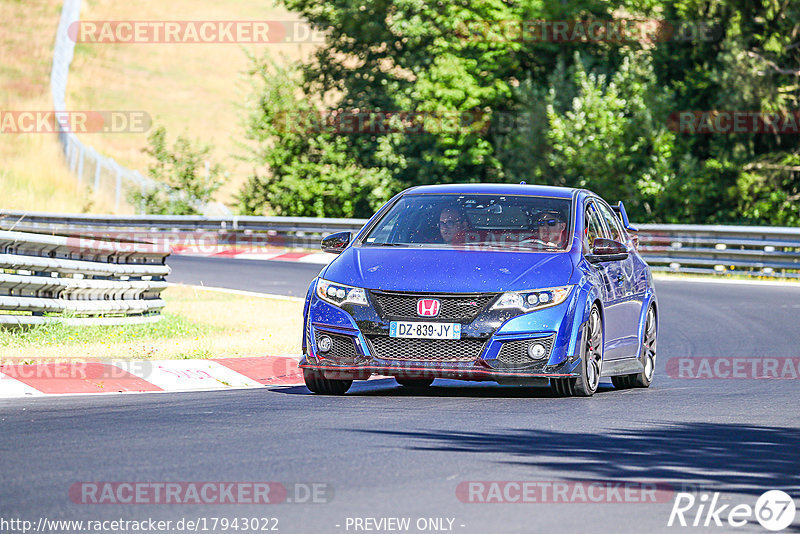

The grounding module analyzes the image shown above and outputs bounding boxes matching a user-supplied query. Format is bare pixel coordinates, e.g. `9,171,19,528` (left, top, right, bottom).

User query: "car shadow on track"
271,378,616,398
356,422,800,501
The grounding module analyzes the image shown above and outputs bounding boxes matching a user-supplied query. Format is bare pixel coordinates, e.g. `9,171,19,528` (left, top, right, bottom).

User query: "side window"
583,202,607,253
596,201,626,244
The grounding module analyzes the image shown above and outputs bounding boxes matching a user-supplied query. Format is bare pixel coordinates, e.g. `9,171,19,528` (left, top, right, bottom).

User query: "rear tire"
395,377,434,388
611,305,656,390
551,305,603,397
303,368,352,395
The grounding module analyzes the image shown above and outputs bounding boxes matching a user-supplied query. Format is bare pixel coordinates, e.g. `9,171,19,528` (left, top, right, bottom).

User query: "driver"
438,206,470,245
535,210,567,248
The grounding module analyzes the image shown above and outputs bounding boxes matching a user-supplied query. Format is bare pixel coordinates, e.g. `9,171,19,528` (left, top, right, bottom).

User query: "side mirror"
586,238,629,263
321,231,351,254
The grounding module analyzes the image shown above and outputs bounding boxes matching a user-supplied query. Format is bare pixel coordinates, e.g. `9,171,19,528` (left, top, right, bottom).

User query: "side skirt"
600,357,644,377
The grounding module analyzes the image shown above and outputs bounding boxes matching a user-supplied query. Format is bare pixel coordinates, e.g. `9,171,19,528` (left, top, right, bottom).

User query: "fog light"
317,335,333,353
528,343,547,359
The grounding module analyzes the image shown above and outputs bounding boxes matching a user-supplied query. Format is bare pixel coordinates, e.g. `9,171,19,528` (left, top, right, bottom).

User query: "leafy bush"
237,56,393,217
131,126,225,215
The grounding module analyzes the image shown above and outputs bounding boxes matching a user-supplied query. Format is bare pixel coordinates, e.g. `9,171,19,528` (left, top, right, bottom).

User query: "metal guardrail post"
115,165,122,210
77,144,85,185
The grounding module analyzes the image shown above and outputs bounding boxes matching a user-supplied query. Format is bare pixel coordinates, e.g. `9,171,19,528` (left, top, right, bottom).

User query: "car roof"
403,183,579,199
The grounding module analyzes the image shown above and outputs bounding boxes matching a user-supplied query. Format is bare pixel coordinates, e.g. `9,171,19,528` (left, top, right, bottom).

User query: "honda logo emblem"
417,299,440,317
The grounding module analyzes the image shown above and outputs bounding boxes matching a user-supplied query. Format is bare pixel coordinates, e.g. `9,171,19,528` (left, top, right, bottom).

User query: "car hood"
321,246,575,293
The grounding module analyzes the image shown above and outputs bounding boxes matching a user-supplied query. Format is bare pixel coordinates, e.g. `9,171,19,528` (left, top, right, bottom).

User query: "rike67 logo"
668,490,796,531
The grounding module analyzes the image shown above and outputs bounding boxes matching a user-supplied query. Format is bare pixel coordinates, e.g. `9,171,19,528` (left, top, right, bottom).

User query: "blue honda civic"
300,183,658,397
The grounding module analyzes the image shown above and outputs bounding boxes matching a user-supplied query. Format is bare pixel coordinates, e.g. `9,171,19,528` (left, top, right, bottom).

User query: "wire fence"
51,0,156,212
50,0,230,216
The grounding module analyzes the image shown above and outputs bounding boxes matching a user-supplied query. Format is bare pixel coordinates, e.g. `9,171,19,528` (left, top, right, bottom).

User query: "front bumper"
301,287,584,383
299,357,580,383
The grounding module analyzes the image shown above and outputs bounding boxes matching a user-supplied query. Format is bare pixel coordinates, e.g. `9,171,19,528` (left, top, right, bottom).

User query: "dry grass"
0,0,114,213
161,284,304,358
67,0,318,207
2,0,316,213
0,285,304,360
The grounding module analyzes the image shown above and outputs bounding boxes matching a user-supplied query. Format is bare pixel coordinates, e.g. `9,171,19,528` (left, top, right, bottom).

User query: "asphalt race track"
1,256,799,533
166,255,325,298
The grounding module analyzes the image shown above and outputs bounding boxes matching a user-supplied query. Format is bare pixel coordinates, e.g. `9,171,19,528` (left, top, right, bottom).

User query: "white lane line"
228,253,286,261
0,371,44,397
653,274,800,288
112,360,262,391
0,386,277,400
172,250,333,264
295,253,334,264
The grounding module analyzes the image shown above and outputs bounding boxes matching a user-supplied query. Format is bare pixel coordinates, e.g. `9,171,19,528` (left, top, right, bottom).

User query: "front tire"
551,305,603,397
612,305,656,389
303,368,352,395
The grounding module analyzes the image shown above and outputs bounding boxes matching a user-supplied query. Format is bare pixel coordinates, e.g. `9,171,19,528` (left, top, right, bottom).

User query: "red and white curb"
0,355,305,398
171,246,332,264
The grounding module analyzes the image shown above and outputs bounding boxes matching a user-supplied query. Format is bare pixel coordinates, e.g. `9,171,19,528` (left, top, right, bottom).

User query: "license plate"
389,321,461,339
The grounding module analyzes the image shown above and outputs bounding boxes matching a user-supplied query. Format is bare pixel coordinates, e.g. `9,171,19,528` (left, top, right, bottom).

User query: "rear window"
362,194,572,251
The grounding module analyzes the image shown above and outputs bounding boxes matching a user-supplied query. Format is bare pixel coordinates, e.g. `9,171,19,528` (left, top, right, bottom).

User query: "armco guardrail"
1,211,799,278
0,211,368,250
0,230,169,326
636,223,800,278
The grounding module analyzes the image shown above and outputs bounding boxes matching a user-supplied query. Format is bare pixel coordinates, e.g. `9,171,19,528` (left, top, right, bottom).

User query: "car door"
583,200,626,360
595,199,640,358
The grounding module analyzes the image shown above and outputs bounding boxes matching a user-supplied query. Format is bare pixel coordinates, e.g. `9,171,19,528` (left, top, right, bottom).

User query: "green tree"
651,0,800,224
132,126,224,215
240,0,798,225
237,56,393,217
545,53,676,219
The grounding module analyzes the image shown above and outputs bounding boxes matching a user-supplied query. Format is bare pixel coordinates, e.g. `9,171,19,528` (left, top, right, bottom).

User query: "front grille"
496,335,555,367
370,291,496,322
314,330,359,363
366,336,486,362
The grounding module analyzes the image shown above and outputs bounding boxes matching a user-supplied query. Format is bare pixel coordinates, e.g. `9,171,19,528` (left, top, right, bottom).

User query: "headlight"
316,278,369,307
491,285,573,312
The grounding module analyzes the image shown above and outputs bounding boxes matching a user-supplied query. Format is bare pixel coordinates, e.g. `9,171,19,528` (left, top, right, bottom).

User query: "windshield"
362,194,572,251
